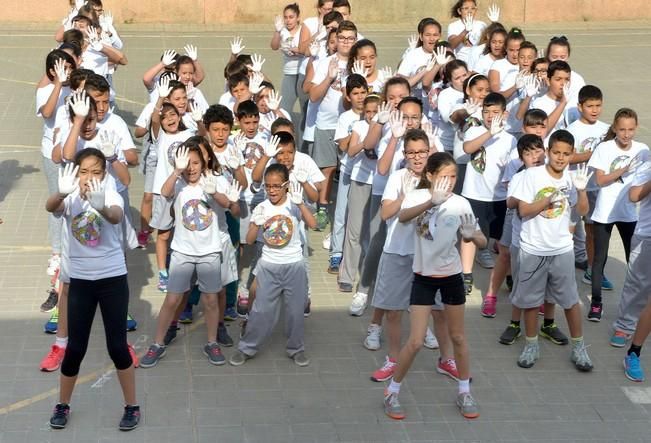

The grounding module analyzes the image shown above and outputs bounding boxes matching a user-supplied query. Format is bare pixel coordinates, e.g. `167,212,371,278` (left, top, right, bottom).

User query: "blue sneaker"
582,269,614,290
624,353,645,382
610,330,630,348
223,306,238,321
157,271,168,293
327,255,342,275
126,314,137,331
179,303,193,324
44,308,59,334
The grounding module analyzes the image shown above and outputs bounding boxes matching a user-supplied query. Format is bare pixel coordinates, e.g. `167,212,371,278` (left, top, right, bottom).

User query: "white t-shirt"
530,94,579,132
632,162,651,238
81,47,109,76
312,54,348,130
404,190,474,276
452,109,481,164
567,118,609,191
447,19,487,63
382,168,418,256
280,27,303,75
170,180,223,256
218,92,236,113
489,58,521,132
335,109,362,175
97,112,137,154
151,129,195,194
62,188,126,280
372,127,406,196
298,16,320,76
508,169,525,249
349,120,376,185
462,125,517,201
473,53,498,76
237,132,269,203
36,84,71,159
264,151,325,190
397,47,433,100
255,198,304,264
188,88,210,114
466,44,486,72
568,70,586,102
436,87,464,151
588,140,650,224
511,165,577,256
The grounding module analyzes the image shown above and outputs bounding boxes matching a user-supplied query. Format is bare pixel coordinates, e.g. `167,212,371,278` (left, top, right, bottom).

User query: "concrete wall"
3,0,650,24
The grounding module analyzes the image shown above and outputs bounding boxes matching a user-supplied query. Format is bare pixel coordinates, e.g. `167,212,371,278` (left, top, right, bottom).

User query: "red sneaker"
128,344,139,368
40,344,65,372
538,305,545,316
437,358,460,381
371,356,397,382
136,230,150,248
480,295,497,318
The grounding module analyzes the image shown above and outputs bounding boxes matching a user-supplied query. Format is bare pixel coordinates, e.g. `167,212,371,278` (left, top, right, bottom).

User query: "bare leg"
386,310,402,360
460,241,476,275
202,293,219,343
444,304,470,380
140,192,153,232
116,365,136,405
154,293,185,344
319,166,336,205
631,298,651,346
487,244,511,295
564,303,584,338
523,308,538,338
392,306,431,383
155,229,170,270
432,310,453,359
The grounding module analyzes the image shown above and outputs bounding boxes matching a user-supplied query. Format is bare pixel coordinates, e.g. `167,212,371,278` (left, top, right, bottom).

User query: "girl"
142,46,206,101
546,36,586,100
174,54,209,122
472,25,506,75
46,150,138,431
140,141,242,368
488,28,525,133
436,60,469,154
270,3,304,122
347,39,385,93
383,152,486,420
229,164,317,366
447,0,487,63
586,109,650,321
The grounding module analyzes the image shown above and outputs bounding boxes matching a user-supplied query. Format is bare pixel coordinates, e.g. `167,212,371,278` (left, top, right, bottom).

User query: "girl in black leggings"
45,147,139,431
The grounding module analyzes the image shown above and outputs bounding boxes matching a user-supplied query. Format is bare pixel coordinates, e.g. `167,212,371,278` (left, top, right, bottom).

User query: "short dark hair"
45,49,76,81
523,108,548,127
345,73,368,96
517,134,545,158
547,60,571,78
274,131,296,150
323,10,343,26
403,129,429,150
336,20,357,35
578,85,603,105
203,104,234,129
265,163,290,182
235,100,259,120
84,73,110,94
398,96,423,113
483,92,506,110
333,0,351,10
271,117,295,134
228,73,249,91
548,129,575,149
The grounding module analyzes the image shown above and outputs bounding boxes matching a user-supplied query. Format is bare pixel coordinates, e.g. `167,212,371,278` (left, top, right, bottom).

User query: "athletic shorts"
499,208,515,247
312,128,338,168
371,253,414,311
167,251,222,294
410,273,466,307
150,194,174,231
467,198,507,240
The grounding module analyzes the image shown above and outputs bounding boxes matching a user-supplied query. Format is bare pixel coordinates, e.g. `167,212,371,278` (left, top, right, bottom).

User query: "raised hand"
250,54,266,73
459,214,478,240
309,40,321,57
422,120,440,150
183,44,198,61
226,180,243,203
352,59,368,77
189,102,204,122
289,181,304,205
389,110,407,139
174,145,190,171
230,36,245,55
251,205,267,226
185,81,197,100
157,77,172,99
401,171,419,195
267,90,282,111
490,114,504,136
378,66,394,85
292,167,309,183
407,34,418,50
54,58,68,84
86,27,103,51
463,97,481,115
524,75,540,97
259,113,276,132
233,133,247,154
430,176,450,206
487,3,500,22
515,70,529,89
463,13,474,32
562,82,572,101
162,49,177,67
224,145,241,169
327,57,339,80
88,177,106,211
264,135,281,157
425,56,437,72
98,130,120,160
70,91,90,118
58,162,79,195
99,10,113,29
274,15,285,32
571,163,593,191
433,46,449,66
200,173,218,195
377,101,393,124
249,71,264,94
550,188,569,205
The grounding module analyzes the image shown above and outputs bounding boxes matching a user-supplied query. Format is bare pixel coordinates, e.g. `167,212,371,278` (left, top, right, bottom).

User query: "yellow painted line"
0,144,41,149
0,76,37,86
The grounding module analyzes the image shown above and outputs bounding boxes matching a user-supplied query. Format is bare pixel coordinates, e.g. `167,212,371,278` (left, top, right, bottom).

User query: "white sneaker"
46,254,61,276
424,327,439,349
349,292,368,316
475,248,495,269
322,233,331,250
364,323,382,350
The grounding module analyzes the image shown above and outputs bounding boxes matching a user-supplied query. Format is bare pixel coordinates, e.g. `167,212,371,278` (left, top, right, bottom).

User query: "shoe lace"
460,392,475,407
53,404,68,418
385,392,400,408
208,344,223,356
590,306,601,314
522,343,538,359
573,343,592,362
352,293,366,306
145,345,160,358
381,357,396,371
123,406,139,419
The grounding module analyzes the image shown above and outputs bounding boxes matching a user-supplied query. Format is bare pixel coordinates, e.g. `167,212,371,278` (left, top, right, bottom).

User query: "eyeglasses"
404,150,429,159
264,182,288,191
337,36,357,43
534,69,547,74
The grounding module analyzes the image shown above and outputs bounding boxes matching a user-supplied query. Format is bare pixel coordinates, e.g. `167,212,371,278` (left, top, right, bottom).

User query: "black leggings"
61,275,133,377
591,221,636,304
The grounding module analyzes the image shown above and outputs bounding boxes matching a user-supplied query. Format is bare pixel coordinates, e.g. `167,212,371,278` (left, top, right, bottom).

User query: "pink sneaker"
40,344,65,372
538,305,545,316
371,356,397,382
137,230,150,248
437,358,460,381
481,295,497,318
128,344,139,368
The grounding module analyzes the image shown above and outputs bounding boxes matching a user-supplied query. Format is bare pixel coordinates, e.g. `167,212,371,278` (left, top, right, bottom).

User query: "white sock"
458,379,470,394
387,379,401,395
55,336,68,349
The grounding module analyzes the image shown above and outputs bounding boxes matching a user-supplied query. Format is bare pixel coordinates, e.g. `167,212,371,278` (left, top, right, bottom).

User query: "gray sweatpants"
43,157,62,254
613,235,651,334
339,180,372,285
358,194,387,295
238,260,307,357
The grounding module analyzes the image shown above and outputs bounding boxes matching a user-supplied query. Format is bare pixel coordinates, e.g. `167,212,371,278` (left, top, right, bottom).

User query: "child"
229,164,317,366
436,60,469,154
140,142,241,368
510,129,593,371
447,0,487,63
347,39,386,94
471,25,506,75
46,150,138,431
143,46,206,102
529,61,578,133
586,108,649,321
383,152,486,420
220,73,252,114
545,36,586,101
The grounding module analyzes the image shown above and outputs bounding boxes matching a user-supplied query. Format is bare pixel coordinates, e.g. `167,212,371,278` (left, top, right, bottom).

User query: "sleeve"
507,172,522,198
633,160,651,186
511,169,535,204
36,85,55,117
311,58,328,85
437,90,458,124
587,143,606,172
115,119,136,151
334,114,353,142
306,157,326,183
401,189,426,210
135,104,153,129
105,189,125,210
381,171,403,202
447,20,462,39
397,52,414,76
567,175,578,207
464,124,487,143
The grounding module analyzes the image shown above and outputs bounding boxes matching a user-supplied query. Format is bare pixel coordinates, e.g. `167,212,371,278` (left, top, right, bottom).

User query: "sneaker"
539,323,569,345
437,358,460,381
424,327,439,349
505,275,513,292
40,345,65,372
456,392,480,419
499,323,522,345
610,330,631,348
338,282,353,293
179,303,193,324
47,254,61,277
371,356,396,382
44,308,59,334
322,232,331,250
475,248,495,269
315,208,328,231
236,288,249,317
538,305,545,316
49,403,70,429
291,351,310,367
575,259,588,271
624,353,645,382
304,299,311,317
349,292,368,316
203,342,226,365
463,274,473,295
40,288,58,313
136,230,150,248
364,323,382,350
582,269,614,290
223,306,238,322
229,350,252,366
119,405,140,431
217,324,234,347
126,313,138,331
480,295,497,318
163,324,178,346
327,255,342,275
157,271,168,293
128,344,139,368
587,303,603,322
517,341,540,368
571,341,594,372
383,391,405,420
139,344,166,368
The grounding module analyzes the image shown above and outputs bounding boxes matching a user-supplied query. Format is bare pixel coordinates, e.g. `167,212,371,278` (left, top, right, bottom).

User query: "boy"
530,60,579,133
566,85,611,286
510,129,593,371
330,74,368,274
257,81,292,122
219,73,252,114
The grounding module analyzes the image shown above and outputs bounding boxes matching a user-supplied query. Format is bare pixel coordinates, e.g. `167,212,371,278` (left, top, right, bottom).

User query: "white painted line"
621,386,651,404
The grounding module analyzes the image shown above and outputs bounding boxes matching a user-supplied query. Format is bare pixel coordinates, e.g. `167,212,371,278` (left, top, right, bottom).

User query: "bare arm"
270,30,282,50
488,69,516,98
630,180,651,203
298,202,317,229
143,62,165,90
150,96,165,139
301,180,320,203
134,126,148,138
595,167,628,187
377,136,399,176
380,197,403,221
62,118,84,162
38,82,63,119
246,222,260,245
46,192,66,213
518,195,553,219
569,150,592,165
398,199,434,222
98,204,123,225
362,122,384,155
309,72,334,103
100,44,128,65
463,130,492,155
193,60,206,86
110,159,131,187
545,98,568,134
302,59,316,94
251,154,272,183
575,190,589,216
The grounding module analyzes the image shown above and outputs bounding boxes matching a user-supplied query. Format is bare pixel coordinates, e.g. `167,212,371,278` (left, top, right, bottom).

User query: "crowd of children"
34,0,651,430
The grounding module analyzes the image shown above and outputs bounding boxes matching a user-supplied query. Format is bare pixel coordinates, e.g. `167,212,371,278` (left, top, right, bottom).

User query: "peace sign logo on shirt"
243,142,264,169
181,199,213,231
263,214,294,247
534,186,566,219
167,141,184,166
470,146,487,174
72,210,102,247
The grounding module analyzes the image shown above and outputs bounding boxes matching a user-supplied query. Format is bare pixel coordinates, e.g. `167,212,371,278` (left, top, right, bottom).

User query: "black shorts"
410,273,466,306
467,198,507,240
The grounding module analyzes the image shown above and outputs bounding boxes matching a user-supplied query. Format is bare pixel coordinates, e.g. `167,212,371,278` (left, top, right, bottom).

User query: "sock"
525,335,538,344
571,336,584,346
387,379,401,395
543,318,554,327
458,379,470,394
159,269,168,277
55,336,68,349
170,321,178,328
510,320,520,327
485,292,495,299
628,344,642,357
218,321,225,328
463,273,473,281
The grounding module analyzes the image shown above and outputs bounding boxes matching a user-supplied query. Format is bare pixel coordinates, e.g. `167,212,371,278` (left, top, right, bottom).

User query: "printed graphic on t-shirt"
263,214,294,247
243,141,264,169
470,147,487,173
534,186,568,219
167,141,184,166
416,209,435,240
611,154,632,183
72,211,102,246
458,117,482,142
330,69,346,91
181,199,213,231
578,136,602,153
